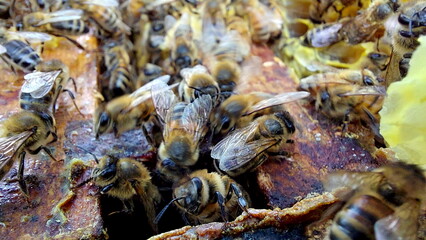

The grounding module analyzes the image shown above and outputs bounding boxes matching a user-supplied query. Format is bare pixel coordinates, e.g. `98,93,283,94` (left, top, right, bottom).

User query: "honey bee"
23,9,90,36
211,111,296,177
211,59,240,99
0,110,57,195
155,169,250,224
226,16,251,41
210,91,309,135
70,0,131,36
323,162,426,240
74,153,161,233
179,64,220,103
101,41,135,99
0,29,52,73
384,0,426,84
232,0,283,43
20,59,82,115
300,72,386,143
166,12,199,72
152,86,213,182
93,75,172,138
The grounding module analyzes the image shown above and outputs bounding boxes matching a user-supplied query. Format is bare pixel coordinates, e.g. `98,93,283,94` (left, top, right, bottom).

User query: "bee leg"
399,53,412,78
100,182,116,194
141,124,155,147
229,183,249,213
48,131,58,144
341,110,351,134
69,77,78,93
214,191,228,223
17,151,29,196
62,89,84,116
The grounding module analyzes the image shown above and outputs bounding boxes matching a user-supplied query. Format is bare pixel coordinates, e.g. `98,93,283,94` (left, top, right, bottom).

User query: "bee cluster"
0,0,425,239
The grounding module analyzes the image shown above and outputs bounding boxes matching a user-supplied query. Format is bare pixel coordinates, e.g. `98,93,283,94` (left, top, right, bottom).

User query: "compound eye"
99,112,110,127
363,76,375,86
221,116,231,131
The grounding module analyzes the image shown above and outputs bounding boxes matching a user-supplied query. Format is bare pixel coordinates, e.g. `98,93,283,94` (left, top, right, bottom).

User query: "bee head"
174,177,203,214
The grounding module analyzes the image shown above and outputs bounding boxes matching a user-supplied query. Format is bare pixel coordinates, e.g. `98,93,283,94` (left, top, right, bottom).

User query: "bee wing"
244,91,310,116
374,200,421,240
0,131,34,171
338,86,386,97
180,65,208,81
181,94,213,141
211,121,260,160
75,0,119,7
151,80,179,125
11,31,52,43
0,45,6,54
218,139,279,171
323,171,383,193
130,75,171,98
21,70,61,98
308,23,343,47
34,10,84,26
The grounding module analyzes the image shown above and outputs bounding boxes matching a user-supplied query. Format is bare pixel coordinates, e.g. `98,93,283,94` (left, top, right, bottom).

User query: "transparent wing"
130,75,170,98
211,121,260,160
180,65,208,81
374,200,421,240
22,70,61,98
181,94,213,141
323,171,384,193
0,131,33,172
74,0,119,7
35,10,84,26
0,45,6,54
338,86,386,97
218,139,278,171
11,31,53,43
308,23,342,47
151,80,178,125
244,91,310,116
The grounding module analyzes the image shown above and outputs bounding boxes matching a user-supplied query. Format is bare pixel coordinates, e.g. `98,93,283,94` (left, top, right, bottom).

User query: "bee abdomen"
4,40,41,72
0,0,10,14
170,103,187,121
20,92,53,112
51,19,89,35
110,66,132,97
330,195,394,240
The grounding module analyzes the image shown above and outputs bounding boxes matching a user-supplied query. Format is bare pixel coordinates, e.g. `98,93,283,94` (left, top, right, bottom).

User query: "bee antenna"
76,146,99,164
71,176,93,190
154,196,186,224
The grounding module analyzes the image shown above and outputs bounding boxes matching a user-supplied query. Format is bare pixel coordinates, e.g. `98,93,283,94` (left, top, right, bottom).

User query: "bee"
0,110,57,195
324,162,426,240
211,111,296,177
226,16,251,42
210,91,309,135
232,0,283,43
93,75,172,138
166,12,199,72
155,169,250,225
35,0,65,12
0,29,52,73
152,85,213,182
74,153,161,233
384,0,426,84
211,59,240,99
302,22,344,48
101,41,135,99
136,63,163,88
179,64,220,103
23,9,90,36
70,0,131,36
20,59,82,115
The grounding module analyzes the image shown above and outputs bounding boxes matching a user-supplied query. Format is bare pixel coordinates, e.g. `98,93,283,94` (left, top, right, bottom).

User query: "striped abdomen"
50,19,89,35
19,90,55,113
330,195,394,240
4,40,41,72
168,102,187,127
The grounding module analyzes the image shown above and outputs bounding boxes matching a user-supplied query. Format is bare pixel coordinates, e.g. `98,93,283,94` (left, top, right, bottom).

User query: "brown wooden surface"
0,34,106,239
